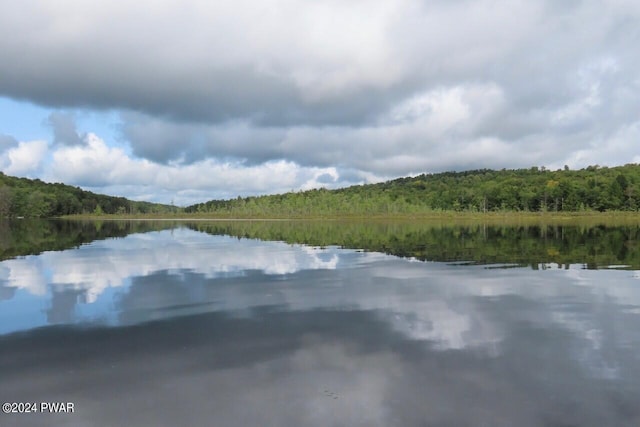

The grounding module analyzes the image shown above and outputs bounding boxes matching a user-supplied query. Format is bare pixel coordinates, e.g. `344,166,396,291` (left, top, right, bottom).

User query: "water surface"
1,220,639,426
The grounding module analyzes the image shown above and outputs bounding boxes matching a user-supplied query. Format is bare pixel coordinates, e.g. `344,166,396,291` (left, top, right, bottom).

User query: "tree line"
0,172,175,217
2,164,639,218
185,164,640,217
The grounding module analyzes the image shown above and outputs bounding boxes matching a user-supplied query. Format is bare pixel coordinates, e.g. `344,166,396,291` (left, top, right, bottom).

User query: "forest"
0,172,175,217
1,164,639,218
185,164,640,217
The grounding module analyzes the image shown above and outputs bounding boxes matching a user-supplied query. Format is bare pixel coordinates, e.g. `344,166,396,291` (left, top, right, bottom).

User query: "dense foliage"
2,164,639,218
0,173,175,217
186,164,640,217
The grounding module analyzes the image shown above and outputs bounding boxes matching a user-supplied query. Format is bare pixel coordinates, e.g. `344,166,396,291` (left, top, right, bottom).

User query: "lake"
1,219,640,426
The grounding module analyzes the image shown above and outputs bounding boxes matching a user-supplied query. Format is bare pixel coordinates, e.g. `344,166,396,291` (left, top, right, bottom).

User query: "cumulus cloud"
0,140,49,177
47,134,343,204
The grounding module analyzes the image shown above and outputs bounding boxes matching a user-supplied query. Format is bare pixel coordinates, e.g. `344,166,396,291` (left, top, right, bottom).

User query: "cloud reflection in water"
1,227,640,426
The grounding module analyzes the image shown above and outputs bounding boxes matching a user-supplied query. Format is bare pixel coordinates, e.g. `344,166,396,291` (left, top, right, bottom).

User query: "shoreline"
55,211,640,224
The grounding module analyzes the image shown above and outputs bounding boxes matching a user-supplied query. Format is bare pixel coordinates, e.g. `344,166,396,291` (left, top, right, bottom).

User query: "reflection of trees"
0,219,176,261
2,219,638,270
0,185,12,217
188,221,640,270
0,220,10,253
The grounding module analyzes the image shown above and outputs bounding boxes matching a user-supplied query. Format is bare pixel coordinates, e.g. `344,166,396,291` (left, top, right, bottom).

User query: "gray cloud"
0,134,18,152
118,85,637,179
47,112,85,146
119,112,287,165
0,1,410,127
0,1,637,127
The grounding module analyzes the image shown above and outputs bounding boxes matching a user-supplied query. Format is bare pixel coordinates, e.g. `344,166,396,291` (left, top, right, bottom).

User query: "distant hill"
0,172,175,217
185,164,640,217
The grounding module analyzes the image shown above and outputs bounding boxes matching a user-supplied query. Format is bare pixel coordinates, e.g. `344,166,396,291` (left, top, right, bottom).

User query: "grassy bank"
61,210,640,226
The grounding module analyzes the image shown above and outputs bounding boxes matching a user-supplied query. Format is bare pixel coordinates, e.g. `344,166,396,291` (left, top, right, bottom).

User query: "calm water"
1,220,640,426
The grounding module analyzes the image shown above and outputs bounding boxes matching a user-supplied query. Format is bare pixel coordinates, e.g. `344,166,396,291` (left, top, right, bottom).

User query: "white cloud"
1,140,48,176
51,134,133,186
47,134,341,204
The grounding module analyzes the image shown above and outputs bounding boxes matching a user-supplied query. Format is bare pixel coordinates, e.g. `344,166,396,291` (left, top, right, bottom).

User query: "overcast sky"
1,0,639,205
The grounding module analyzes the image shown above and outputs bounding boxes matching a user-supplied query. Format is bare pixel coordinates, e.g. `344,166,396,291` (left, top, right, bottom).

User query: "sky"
0,0,639,206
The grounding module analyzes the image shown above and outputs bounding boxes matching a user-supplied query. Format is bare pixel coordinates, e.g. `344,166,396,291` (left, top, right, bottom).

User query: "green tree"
26,191,51,217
